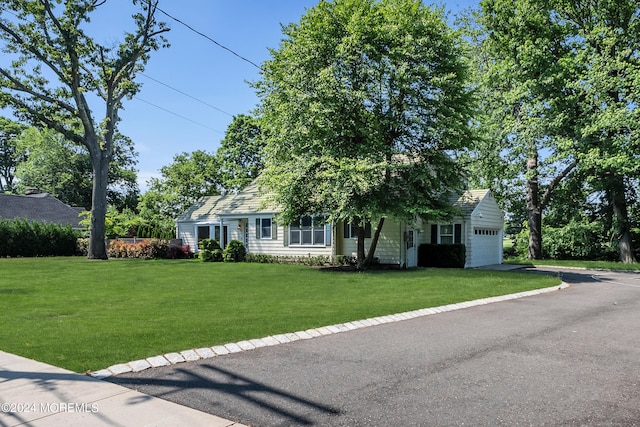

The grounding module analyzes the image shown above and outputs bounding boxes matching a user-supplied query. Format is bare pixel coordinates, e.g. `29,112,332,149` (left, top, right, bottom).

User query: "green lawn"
505,258,640,271
0,257,559,373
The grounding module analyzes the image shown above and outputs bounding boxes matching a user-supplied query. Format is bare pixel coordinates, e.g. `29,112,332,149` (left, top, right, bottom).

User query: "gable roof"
449,189,491,216
177,181,276,222
0,193,85,229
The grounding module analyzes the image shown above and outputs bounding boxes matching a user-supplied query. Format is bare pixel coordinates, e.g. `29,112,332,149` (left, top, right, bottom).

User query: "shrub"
199,249,213,262
107,239,175,260
223,240,246,262
0,219,79,257
198,238,221,252
243,253,349,267
418,244,466,268
166,245,193,259
515,220,619,261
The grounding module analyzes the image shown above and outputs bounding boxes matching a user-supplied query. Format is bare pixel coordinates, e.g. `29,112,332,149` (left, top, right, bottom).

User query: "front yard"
0,258,559,373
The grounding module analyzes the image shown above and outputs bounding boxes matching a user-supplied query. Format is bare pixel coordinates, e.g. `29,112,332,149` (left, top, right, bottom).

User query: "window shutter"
454,224,462,244
326,224,331,246
431,224,438,244
255,218,260,239
364,222,372,238
283,225,288,246
272,221,277,240
344,222,350,238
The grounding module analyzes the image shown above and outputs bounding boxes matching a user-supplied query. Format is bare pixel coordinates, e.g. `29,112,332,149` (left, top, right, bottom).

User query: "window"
344,220,372,239
431,224,462,244
256,217,272,239
214,225,228,247
289,215,327,246
474,228,499,236
440,224,454,244
197,226,210,242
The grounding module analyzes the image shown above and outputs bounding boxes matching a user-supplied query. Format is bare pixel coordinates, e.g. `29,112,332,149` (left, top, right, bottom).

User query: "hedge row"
0,219,79,257
105,239,193,259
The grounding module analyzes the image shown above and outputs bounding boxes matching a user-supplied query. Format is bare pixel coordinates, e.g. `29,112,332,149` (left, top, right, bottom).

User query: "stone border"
90,282,569,379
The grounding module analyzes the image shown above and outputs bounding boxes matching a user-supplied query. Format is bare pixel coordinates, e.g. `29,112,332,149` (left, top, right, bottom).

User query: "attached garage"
471,228,502,267
424,190,504,268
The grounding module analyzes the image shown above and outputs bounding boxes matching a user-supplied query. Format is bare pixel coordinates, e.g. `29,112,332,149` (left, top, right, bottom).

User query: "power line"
139,72,234,117
154,4,263,71
134,96,224,134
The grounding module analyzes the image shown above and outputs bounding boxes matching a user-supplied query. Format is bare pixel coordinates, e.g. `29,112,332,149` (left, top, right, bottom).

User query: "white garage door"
472,228,501,267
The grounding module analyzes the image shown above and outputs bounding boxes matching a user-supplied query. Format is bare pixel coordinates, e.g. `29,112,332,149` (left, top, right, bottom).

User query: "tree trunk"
365,217,385,266
356,223,366,271
610,175,635,263
87,149,110,260
526,153,542,259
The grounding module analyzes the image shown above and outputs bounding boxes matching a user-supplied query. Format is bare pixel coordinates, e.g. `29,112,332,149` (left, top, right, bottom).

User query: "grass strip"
505,258,640,271
0,257,559,372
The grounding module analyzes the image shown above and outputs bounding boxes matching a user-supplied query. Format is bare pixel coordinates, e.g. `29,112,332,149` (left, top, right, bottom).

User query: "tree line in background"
0,113,263,239
0,0,638,263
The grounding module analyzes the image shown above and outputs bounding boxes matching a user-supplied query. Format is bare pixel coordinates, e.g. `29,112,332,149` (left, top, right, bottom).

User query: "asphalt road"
109,267,640,426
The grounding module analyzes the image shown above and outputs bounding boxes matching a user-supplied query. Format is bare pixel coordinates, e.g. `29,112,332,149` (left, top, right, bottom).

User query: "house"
0,192,85,230
176,181,504,268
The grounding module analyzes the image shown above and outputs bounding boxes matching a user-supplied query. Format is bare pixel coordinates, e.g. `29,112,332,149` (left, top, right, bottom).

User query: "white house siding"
245,214,333,258
467,194,504,268
339,219,404,266
177,222,197,251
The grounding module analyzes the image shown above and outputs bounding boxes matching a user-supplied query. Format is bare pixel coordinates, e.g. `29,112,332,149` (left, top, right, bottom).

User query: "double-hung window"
289,215,327,246
256,217,272,239
431,224,462,244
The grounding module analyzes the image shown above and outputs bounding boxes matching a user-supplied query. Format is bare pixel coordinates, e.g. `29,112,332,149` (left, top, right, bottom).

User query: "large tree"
477,0,640,262
14,127,139,210
0,116,26,193
217,114,265,194
138,150,222,222
0,0,168,259
255,0,475,269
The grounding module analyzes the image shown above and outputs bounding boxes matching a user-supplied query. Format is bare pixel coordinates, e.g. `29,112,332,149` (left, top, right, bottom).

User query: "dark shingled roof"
0,193,85,229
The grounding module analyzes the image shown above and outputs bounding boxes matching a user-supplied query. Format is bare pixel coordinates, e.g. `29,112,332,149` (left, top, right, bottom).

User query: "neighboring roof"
177,181,276,222
0,193,85,229
449,189,491,216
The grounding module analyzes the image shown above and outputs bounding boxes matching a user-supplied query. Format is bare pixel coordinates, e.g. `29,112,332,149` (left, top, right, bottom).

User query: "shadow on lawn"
108,364,341,426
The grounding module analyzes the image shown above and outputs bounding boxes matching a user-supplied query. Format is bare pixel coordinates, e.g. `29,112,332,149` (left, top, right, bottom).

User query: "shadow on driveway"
109,363,341,426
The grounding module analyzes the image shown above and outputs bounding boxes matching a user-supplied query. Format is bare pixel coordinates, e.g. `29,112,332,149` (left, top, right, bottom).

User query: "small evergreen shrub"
418,244,466,268
198,239,224,262
223,240,246,262
198,238,221,251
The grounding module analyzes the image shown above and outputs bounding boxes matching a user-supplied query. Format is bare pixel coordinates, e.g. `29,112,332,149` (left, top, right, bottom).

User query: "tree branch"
0,20,67,83
0,67,77,114
540,158,578,209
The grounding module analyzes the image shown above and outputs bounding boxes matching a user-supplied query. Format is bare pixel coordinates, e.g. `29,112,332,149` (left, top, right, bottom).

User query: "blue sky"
8,1,480,191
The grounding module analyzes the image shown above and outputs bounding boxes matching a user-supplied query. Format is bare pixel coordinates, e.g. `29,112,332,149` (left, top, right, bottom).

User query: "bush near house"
223,239,246,262
105,239,192,260
418,244,466,268
0,219,79,257
198,238,223,262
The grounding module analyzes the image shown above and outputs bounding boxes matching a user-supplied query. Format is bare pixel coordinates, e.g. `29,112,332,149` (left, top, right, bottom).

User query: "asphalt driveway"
109,267,640,426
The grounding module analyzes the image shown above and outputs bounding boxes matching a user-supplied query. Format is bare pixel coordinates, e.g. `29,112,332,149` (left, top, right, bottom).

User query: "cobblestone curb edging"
89,282,569,379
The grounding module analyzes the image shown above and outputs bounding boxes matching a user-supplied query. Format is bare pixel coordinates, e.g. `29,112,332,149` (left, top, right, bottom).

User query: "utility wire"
135,96,224,134
154,4,263,71
139,72,234,117
153,2,310,98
